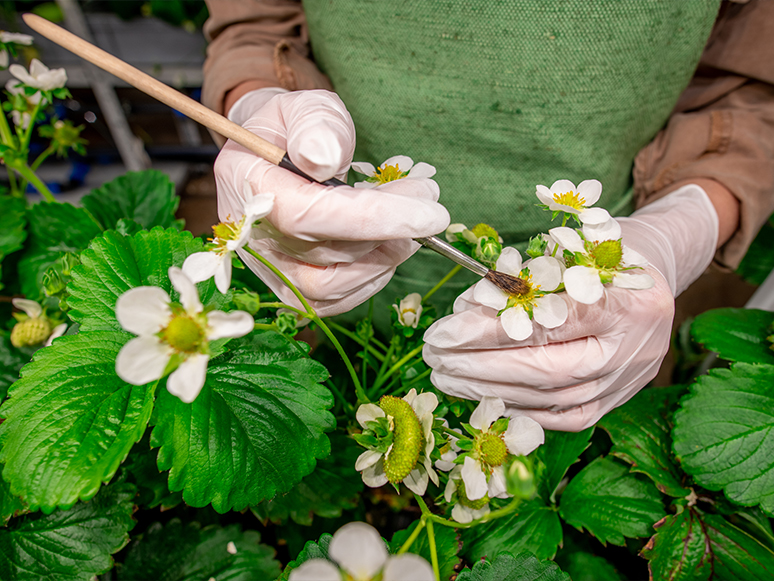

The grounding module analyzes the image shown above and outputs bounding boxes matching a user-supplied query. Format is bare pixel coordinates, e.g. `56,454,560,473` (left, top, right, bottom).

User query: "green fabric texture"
302,0,720,322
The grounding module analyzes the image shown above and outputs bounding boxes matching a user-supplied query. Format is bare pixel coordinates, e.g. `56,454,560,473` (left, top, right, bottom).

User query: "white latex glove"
216,88,450,316
423,185,719,431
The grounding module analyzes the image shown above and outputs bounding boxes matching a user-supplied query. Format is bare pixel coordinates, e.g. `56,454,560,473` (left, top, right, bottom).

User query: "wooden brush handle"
22,13,286,166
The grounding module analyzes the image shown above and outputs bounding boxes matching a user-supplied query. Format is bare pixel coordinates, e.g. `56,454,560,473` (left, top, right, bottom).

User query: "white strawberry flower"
0,32,33,69
473,247,568,341
392,292,422,328
5,78,41,129
445,464,491,524
10,298,64,347
460,397,544,502
445,223,478,245
183,184,274,293
9,58,67,91
45,323,67,346
115,266,254,403
536,179,610,225
549,224,654,305
351,155,436,189
355,388,439,495
288,522,433,581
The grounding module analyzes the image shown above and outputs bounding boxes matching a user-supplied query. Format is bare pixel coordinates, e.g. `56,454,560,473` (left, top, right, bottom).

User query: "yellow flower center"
552,190,586,210
161,315,205,353
478,432,508,467
373,164,408,184
210,216,247,255
591,239,623,269
503,273,540,309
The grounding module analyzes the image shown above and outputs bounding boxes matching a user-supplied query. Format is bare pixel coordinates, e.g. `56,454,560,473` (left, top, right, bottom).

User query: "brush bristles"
485,270,529,295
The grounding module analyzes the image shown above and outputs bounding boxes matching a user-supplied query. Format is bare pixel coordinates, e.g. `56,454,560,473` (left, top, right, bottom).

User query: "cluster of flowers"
353,392,543,523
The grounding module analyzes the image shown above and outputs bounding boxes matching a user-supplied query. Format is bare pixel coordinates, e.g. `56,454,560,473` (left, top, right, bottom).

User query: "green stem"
14,162,55,202
397,518,426,555
325,321,385,362
399,368,432,393
30,144,55,172
423,264,462,303
7,169,18,196
253,323,277,331
371,344,424,393
426,519,440,581
326,379,354,415
0,105,16,147
20,100,42,153
244,247,368,403
361,300,373,391
426,496,523,529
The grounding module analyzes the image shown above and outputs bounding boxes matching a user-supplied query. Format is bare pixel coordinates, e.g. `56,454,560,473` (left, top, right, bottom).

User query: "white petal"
535,185,553,205
563,265,604,304
549,179,577,194
169,267,203,313
473,279,508,311
9,63,32,85
577,179,602,205
488,466,508,499
12,298,42,318
167,353,209,403
206,310,253,340
495,247,523,277
362,459,389,488
503,415,545,455
399,292,422,312
227,541,237,554
243,191,275,222
288,559,341,581
0,32,33,45
528,256,562,291
444,473,458,502
45,323,68,347
350,161,375,175
461,457,489,501
329,522,388,579
115,287,171,336
613,272,655,290
411,392,438,418
403,465,429,495
382,155,413,171
383,554,435,581
406,162,436,179
582,218,621,242
532,294,568,329
402,388,417,406
470,396,505,430
500,305,534,340
578,207,611,225
355,450,383,471
445,223,467,242
29,58,48,78
353,180,378,189
425,457,439,486
452,503,489,524
182,252,222,284
357,403,385,428
214,257,232,294
0,51,8,69
622,246,649,267
548,227,585,253
116,336,170,385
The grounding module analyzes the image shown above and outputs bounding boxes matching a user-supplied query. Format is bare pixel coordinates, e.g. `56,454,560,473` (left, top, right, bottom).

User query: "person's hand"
423,185,718,431
215,88,450,316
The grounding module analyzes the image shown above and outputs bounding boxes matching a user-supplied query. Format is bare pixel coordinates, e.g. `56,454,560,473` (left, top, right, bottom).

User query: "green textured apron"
302,0,720,323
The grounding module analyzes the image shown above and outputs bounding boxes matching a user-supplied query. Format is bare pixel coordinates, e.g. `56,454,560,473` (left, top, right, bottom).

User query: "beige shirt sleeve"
201,0,332,116
633,0,774,268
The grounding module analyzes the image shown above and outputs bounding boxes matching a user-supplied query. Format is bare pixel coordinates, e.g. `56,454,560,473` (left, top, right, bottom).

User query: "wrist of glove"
215,88,450,317
423,185,719,431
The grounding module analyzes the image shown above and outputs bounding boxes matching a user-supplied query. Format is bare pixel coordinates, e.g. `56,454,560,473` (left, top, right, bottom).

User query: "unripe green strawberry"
11,317,52,347
479,432,508,467
591,240,623,269
457,480,490,510
380,395,423,483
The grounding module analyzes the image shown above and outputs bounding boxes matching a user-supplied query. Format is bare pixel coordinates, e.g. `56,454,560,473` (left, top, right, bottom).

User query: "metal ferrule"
415,235,489,277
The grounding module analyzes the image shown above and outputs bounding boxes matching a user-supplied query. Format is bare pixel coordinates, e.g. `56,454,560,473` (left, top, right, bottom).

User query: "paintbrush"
21,13,527,296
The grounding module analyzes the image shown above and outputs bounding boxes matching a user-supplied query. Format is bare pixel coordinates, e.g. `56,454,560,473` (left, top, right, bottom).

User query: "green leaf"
536,427,593,503
391,521,459,581
0,332,155,512
0,332,29,402
455,551,570,581
673,363,774,515
0,196,26,260
68,227,225,333
599,385,689,497
737,216,774,285
279,533,332,581
0,464,24,525
151,330,334,513
118,519,281,581
0,482,136,581
81,169,180,230
251,434,363,525
19,202,102,299
644,507,774,581
559,456,665,546
641,508,712,581
691,308,774,365
122,439,181,510
555,550,622,581
462,498,563,561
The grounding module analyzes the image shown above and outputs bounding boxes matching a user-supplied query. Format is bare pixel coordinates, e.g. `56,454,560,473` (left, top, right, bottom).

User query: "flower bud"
505,456,537,499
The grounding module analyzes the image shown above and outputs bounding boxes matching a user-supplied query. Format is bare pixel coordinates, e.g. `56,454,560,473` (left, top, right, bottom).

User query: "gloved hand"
423,185,719,431
216,88,450,316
